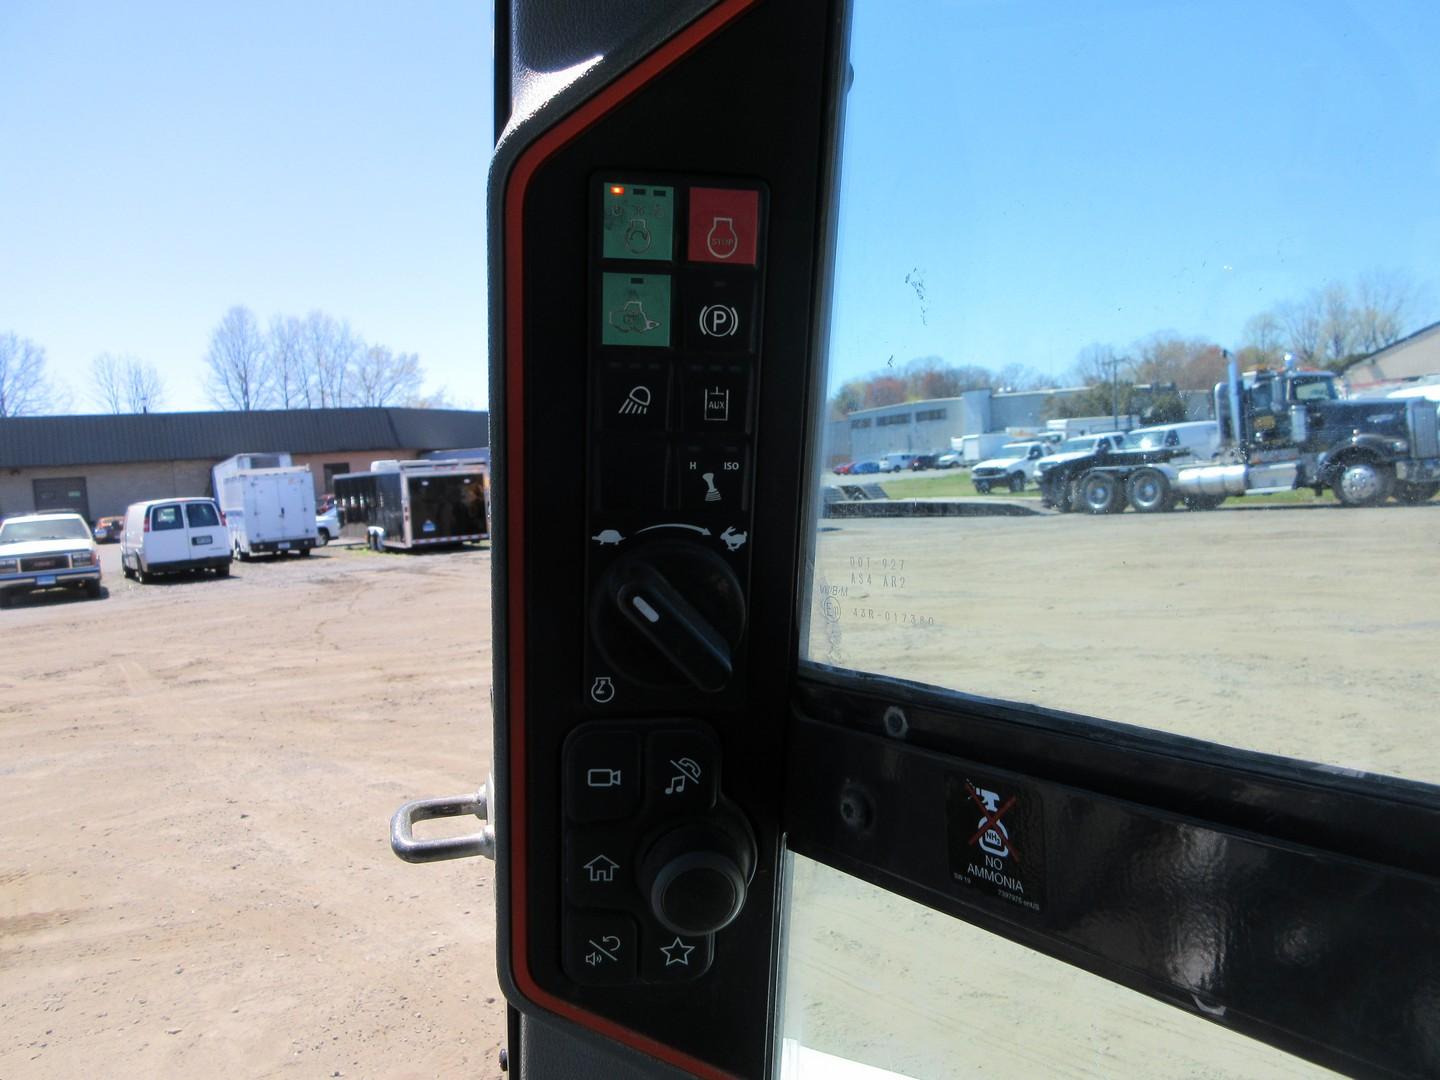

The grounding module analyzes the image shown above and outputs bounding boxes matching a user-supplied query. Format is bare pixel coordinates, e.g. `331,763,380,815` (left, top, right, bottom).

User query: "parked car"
879,452,919,472
935,450,962,469
0,511,103,607
831,462,854,475
1032,432,1131,492
316,505,341,545
849,460,881,474
970,440,1051,493
120,498,232,583
93,515,125,543
909,452,941,471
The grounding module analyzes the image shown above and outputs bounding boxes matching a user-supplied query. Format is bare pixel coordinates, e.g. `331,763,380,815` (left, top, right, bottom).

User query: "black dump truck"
1036,361,1440,514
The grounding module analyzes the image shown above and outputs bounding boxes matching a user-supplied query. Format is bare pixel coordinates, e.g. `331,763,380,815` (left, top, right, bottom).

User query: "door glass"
184,502,221,528
150,505,184,530
778,854,1333,1080
805,0,1440,786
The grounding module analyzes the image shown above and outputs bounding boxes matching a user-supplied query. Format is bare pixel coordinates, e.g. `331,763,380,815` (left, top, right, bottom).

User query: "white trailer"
211,454,319,560
950,432,1012,464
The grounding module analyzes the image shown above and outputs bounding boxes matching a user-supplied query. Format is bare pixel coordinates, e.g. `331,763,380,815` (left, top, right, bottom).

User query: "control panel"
586,176,767,712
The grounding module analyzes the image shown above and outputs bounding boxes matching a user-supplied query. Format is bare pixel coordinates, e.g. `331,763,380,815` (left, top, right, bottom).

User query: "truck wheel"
1008,473,1025,493
1332,459,1392,507
215,563,231,578
122,559,135,580
317,529,330,546
84,580,103,599
137,560,152,584
1393,480,1439,505
1126,468,1174,513
1078,470,1124,514
235,542,252,563
973,479,992,494
1184,494,1226,511
299,547,312,557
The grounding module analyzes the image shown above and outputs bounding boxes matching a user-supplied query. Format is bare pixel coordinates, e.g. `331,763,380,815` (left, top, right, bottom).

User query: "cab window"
150,506,184,531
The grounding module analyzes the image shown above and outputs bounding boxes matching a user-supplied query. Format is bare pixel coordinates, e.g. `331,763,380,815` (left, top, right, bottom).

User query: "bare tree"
1319,283,1356,364
1276,293,1323,365
204,306,272,411
1353,270,1416,354
1241,311,1285,362
266,315,307,408
352,346,424,406
0,332,63,417
91,353,165,413
299,311,360,407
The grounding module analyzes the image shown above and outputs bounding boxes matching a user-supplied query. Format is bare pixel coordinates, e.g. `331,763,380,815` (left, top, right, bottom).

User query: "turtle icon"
592,529,624,546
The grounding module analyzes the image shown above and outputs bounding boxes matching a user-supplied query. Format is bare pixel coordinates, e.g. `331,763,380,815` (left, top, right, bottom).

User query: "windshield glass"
805,0,1440,788
0,518,91,543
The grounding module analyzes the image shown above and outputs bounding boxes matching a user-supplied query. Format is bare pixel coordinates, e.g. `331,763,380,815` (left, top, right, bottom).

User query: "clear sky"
828,0,1440,389
0,1,493,412
2,1,1436,414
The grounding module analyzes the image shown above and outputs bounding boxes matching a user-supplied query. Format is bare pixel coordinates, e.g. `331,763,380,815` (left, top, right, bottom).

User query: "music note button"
646,729,718,811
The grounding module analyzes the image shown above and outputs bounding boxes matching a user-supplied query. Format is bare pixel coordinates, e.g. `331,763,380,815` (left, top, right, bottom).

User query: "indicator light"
610,185,625,195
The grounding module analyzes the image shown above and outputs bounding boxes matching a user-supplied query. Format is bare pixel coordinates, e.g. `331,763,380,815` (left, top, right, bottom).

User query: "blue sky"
828,0,1440,388
2,1,1436,413
0,1,493,411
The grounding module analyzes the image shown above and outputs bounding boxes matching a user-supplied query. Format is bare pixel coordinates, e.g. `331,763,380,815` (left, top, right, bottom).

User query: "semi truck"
211,453,320,558
334,458,489,551
1036,360,1440,514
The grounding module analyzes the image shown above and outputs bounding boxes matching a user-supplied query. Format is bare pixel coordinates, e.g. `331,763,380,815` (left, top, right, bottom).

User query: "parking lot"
1,543,503,1079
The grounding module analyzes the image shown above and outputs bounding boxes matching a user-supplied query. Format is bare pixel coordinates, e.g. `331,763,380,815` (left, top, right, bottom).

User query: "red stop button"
688,188,760,266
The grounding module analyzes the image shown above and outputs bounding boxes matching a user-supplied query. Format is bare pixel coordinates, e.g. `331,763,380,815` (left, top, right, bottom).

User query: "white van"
120,498,233,583
1123,420,1220,460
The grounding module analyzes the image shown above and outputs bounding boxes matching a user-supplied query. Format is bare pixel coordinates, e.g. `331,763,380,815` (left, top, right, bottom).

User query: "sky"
0,1,493,412
2,1,1437,415
827,0,1440,390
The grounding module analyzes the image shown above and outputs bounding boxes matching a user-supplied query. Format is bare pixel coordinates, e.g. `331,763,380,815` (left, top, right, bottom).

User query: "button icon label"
704,386,730,422
583,855,620,884
660,937,695,967
586,768,623,788
585,934,622,967
699,303,739,338
702,472,722,502
601,182,674,261
688,187,760,266
720,526,748,552
590,676,616,703
619,385,652,415
601,274,671,347
664,757,703,796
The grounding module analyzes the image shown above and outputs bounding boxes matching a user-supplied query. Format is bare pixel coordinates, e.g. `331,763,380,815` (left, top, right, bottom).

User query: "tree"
1276,292,1323,365
1352,270,1416,354
0,332,63,417
352,346,423,406
266,315,307,409
91,353,165,413
299,311,360,407
204,306,272,411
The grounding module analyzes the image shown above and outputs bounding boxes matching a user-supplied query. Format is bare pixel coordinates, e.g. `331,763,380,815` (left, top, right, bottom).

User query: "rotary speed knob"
591,542,746,693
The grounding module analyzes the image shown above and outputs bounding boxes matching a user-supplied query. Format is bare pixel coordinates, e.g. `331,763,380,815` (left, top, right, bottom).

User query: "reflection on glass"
779,854,1334,1080
807,0,1440,785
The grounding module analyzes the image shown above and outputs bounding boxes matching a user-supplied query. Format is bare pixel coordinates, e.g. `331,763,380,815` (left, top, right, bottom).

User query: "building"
0,407,489,522
827,386,1089,465
1344,320,1440,391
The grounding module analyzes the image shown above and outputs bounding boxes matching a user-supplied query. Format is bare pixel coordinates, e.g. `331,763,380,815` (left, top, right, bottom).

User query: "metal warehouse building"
0,407,489,523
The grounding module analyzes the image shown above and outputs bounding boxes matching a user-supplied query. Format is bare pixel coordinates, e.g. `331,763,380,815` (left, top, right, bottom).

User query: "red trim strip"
503,3,756,1077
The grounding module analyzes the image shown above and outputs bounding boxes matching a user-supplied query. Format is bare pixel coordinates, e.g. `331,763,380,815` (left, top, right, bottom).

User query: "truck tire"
235,542,252,563
1392,480,1439,505
137,560,153,584
1078,470,1124,514
1126,468,1175,513
84,580,103,599
1184,494,1226,511
317,529,330,546
1332,458,1392,507
215,562,231,578
1008,473,1025,493
973,479,992,494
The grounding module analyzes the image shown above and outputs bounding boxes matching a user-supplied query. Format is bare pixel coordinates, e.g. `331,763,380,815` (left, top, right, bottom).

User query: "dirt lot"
3,501,1433,1079
1,543,504,1080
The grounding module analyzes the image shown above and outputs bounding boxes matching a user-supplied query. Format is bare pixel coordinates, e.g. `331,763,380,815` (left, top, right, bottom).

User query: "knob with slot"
591,542,746,693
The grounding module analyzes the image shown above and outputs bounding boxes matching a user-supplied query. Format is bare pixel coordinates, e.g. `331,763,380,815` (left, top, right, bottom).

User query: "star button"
659,936,695,967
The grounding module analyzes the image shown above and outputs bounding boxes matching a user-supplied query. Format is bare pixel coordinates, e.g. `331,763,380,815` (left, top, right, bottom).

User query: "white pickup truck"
969,441,1051,493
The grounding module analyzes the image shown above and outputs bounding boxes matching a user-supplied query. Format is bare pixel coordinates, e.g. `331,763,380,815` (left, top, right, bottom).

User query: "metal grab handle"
390,779,495,864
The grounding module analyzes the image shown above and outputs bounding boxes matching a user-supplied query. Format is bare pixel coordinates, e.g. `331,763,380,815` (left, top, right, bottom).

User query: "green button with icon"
601,273,671,348
601,182,675,261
